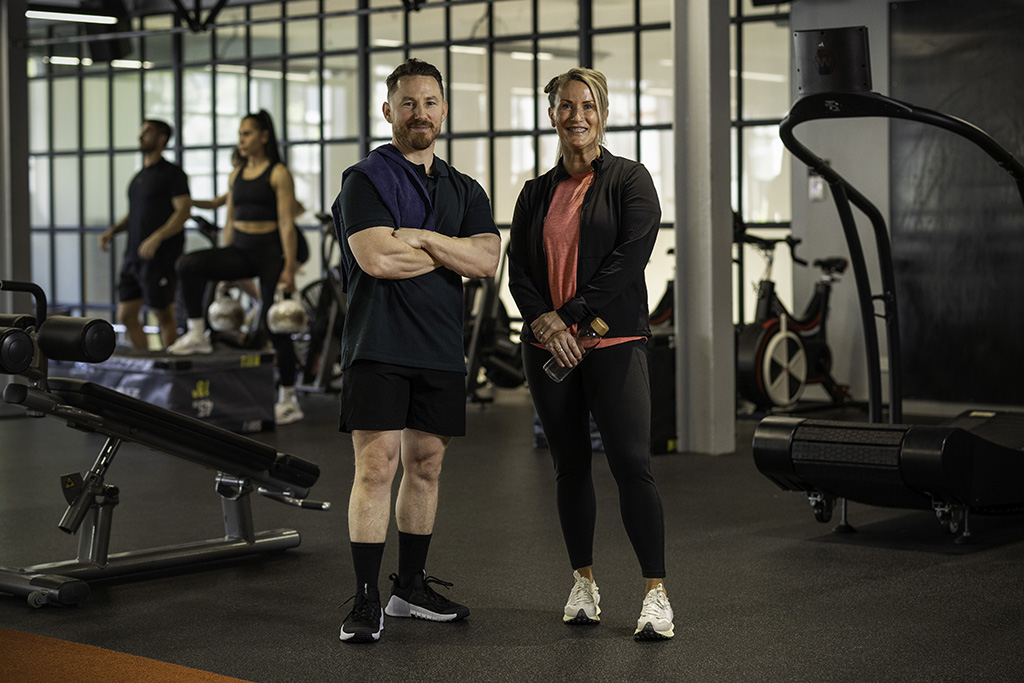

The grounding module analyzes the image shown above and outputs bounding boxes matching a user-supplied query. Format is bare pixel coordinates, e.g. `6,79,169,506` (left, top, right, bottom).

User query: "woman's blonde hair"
544,68,609,162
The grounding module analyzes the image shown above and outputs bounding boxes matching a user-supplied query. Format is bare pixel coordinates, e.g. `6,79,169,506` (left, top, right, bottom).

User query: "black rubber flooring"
1,387,1023,682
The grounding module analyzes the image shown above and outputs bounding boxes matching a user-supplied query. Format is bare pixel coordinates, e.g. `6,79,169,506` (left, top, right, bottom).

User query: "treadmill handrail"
779,90,1024,424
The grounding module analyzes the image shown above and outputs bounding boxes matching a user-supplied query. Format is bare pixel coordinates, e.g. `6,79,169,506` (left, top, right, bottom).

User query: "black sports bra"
233,163,278,222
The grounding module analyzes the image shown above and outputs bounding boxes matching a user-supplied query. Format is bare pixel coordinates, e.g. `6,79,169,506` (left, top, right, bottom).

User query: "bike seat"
813,257,848,275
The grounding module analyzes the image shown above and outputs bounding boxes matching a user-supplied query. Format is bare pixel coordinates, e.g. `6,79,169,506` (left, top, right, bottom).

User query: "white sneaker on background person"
166,329,212,355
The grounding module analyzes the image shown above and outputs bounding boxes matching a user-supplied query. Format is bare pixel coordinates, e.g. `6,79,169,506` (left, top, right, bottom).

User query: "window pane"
183,26,211,63
250,61,284,123
143,15,174,68
450,50,488,134
29,156,51,227
370,51,402,140
740,20,790,120
640,30,672,126
82,76,110,150
83,155,111,226
287,19,320,55
143,70,176,137
181,150,215,213
410,4,445,45
324,55,360,139
182,69,214,146
84,227,112,310
31,232,53,297
324,14,358,52
52,79,79,151
250,4,282,58
323,143,361,211
370,8,403,48
216,68,248,145
53,232,82,305
731,127,739,212
741,126,791,223
53,156,80,227
494,0,531,37
539,1,576,34
604,131,636,161
216,7,248,61
593,0,633,29
451,138,490,200
29,80,49,153
113,152,138,221
113,73,141,149
287,58,322,142
493,136,534,223
452,3,488,41
537,37,580,95
493,49,533,131
642,0,671,24
641,129,674,223
594,33,636,127
289,143,320,222
730,23,738,120
538,132,559,171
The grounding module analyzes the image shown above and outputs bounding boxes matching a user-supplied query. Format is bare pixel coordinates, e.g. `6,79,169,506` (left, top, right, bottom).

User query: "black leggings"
523,339,666,578
176,231,297,388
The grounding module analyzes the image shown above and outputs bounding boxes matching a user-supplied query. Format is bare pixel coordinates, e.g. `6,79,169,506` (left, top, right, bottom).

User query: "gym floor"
1,385,1022,682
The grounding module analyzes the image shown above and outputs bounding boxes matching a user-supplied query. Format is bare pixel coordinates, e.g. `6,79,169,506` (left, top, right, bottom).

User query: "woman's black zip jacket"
508,146,662,344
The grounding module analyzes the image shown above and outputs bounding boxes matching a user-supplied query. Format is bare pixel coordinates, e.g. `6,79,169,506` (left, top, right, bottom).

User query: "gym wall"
889,0,1024,405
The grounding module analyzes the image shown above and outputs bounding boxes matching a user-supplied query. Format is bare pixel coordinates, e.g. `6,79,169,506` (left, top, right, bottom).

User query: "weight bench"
0,280,329,608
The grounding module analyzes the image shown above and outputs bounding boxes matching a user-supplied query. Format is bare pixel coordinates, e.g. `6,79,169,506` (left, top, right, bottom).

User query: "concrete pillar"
672,0,734,455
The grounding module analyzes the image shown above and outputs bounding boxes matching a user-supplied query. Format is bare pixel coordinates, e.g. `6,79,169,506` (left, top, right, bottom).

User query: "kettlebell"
208,282,246,332
266,284,307,335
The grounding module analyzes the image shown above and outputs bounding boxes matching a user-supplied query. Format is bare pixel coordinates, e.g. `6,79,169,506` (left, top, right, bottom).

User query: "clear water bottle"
543,317,609,383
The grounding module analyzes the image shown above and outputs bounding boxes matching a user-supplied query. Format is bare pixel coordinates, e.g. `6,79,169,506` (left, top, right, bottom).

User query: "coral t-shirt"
542,170,640,348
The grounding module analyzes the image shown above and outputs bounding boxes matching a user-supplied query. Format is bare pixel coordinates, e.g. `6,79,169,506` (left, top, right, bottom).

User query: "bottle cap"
590,317,609,336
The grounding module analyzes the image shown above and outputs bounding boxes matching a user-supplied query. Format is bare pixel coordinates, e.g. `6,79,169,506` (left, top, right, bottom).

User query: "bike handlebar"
737,231,809,266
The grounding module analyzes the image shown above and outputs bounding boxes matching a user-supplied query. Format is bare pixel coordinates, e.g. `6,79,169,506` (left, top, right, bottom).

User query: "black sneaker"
339,585,383,643
384,572,470,622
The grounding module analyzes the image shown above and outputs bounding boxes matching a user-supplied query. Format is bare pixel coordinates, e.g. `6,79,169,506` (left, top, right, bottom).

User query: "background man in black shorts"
332,58,500,644
99,119,191,350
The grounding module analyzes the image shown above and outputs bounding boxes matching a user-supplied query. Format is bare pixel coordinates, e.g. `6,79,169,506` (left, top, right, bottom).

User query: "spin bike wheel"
293,278,343,383
737,320,808,408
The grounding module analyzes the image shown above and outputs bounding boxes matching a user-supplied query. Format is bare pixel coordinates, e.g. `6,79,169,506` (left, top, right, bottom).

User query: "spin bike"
293,213,347,392
735,225,851,410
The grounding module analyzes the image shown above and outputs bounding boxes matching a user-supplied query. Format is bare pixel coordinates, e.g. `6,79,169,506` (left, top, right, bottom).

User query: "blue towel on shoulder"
331,144,435,291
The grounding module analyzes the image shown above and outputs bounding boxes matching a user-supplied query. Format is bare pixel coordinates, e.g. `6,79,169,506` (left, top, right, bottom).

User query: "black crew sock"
351,542,385,599
397,531,432,587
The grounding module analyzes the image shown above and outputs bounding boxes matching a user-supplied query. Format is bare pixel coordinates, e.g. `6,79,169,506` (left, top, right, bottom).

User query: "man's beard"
396,120,438,151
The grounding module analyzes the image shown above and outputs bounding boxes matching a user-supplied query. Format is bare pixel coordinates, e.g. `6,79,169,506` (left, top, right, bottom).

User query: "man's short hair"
386,58,444,100
144,119,173,144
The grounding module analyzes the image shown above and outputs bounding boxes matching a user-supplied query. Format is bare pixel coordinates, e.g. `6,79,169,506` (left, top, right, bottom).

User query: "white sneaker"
634,583,674,640
166,330,213,355
563,570,601,624
275,400,304,425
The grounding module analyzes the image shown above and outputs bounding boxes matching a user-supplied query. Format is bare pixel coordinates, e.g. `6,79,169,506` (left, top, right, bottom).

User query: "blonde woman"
508,68,674,641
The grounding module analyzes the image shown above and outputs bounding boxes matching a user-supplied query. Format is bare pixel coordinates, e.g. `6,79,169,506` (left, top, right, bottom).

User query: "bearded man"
331,58,500,644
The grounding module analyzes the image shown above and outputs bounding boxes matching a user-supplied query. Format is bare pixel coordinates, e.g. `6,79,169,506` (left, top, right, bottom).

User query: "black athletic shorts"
339,360,466,437
117,257,178,310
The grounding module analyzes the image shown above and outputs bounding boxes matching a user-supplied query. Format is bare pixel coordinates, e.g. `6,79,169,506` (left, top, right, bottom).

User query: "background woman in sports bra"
168,110,305,426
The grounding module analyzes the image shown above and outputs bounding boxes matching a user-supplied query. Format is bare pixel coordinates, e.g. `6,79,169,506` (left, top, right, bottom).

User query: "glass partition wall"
730,0,791,324
25,0,673,328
